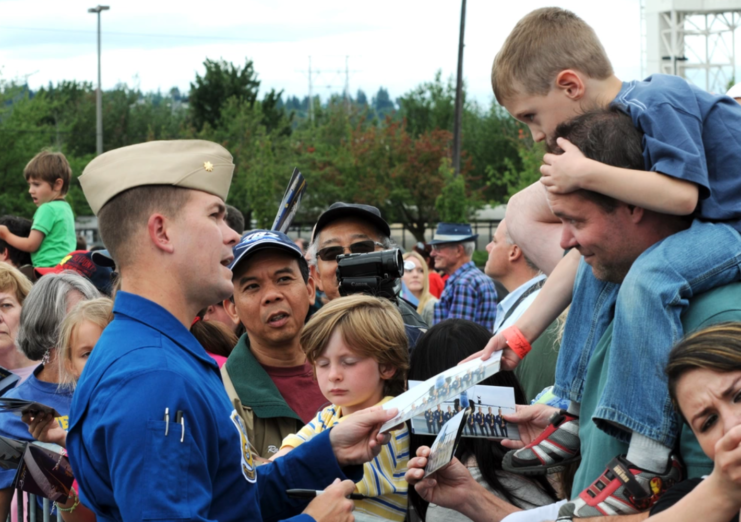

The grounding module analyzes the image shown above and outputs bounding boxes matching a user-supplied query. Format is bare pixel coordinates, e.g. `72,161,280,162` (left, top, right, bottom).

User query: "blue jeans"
554,220,741,447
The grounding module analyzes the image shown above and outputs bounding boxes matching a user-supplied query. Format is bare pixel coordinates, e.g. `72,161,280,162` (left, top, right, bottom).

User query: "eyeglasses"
316,240,384,262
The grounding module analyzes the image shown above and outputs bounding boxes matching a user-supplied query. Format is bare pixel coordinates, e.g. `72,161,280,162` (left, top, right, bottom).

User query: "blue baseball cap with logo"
229,229,307,273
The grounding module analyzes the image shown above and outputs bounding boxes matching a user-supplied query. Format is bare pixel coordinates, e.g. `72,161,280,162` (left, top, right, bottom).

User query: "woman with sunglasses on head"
646,322,741,522
402,252,439,326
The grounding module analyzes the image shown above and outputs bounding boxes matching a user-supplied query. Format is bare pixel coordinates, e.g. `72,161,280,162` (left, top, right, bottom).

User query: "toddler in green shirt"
0,151,76,268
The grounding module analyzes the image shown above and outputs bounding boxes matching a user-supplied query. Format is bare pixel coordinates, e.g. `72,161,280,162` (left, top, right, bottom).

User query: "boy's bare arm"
0,227,44,254
506,182,565,275
541,138,698,216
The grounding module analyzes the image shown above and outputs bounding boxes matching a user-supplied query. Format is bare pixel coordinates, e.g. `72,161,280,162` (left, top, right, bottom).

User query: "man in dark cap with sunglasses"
308,202,427,344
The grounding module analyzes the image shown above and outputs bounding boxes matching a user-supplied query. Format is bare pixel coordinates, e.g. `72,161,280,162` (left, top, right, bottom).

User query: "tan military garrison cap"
79,140,234,215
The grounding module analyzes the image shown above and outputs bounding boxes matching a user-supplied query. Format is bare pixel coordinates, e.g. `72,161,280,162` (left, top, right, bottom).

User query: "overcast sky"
0,0,706,104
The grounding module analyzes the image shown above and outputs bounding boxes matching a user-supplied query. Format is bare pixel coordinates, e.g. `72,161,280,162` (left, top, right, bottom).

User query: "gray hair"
307,226,392,268
462,241,476,257
17,272,99,361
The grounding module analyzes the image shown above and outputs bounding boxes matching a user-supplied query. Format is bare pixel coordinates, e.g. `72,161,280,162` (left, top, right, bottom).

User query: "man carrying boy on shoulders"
471,6,741,517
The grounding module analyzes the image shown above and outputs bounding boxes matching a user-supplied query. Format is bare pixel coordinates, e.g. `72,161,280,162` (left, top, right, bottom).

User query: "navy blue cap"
311,202,391,243
229,229,305,272
429,223,478,245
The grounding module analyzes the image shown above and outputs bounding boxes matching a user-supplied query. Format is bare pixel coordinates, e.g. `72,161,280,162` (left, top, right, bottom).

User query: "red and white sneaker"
502,409,581,475
555,454,684,519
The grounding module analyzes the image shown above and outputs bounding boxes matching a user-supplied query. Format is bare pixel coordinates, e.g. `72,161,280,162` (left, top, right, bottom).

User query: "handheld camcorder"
336,249,404,300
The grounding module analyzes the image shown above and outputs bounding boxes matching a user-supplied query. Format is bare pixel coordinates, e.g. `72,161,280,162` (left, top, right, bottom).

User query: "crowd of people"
0,6,740,522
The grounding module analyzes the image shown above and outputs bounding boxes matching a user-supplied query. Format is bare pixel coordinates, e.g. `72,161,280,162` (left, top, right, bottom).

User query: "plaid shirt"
433,261,498,330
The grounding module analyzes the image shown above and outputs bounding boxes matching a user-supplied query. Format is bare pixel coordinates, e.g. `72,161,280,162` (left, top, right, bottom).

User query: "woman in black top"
649,322,741,522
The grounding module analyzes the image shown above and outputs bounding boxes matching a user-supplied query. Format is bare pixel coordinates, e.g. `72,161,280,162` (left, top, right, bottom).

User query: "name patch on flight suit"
230,410,256,483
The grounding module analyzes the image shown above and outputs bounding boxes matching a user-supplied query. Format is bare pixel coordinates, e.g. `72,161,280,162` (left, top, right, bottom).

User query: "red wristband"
501,326,532,360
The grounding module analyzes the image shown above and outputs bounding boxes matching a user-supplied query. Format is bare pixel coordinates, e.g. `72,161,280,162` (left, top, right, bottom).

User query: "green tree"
189,58,260,131
435,159,470,223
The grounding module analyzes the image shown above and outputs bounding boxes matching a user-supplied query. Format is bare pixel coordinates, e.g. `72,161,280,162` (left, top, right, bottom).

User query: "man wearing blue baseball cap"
222,229,328,459
430,222,498,330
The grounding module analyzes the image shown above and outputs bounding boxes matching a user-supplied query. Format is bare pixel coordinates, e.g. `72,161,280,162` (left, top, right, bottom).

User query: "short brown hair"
301,294,409,397
97,186,191,268
553,107,646,213
24,151,72,195
492,7,613,104
0,263,33,304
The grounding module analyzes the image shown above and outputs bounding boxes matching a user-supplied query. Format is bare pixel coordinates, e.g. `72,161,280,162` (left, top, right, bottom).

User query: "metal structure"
88,5,110,155
644,0,741,93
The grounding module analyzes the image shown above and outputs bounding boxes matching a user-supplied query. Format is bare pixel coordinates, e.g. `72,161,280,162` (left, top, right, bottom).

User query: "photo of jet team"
409,381,520,440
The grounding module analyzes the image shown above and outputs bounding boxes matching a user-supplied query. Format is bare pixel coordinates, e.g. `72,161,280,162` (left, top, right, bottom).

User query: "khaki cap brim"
80,140,234,215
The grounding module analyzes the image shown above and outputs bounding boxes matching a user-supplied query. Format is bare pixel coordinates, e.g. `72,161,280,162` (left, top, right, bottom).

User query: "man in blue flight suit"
425,409,434,434
497,407,508,438
467,408,477,436
486,406,498,438
443,406,453,424
433,406,443,434
68,140,397,522
475,407,487,436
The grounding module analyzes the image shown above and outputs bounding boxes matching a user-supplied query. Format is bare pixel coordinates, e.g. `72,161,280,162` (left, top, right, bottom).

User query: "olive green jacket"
221,335,304,460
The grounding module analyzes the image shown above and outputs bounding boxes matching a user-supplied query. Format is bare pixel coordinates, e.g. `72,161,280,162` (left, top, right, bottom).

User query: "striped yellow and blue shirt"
281,397,409,521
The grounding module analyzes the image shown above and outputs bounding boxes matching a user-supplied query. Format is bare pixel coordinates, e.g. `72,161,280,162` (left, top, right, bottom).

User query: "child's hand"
0,225,7,240
540,138,592,194
21,411,67,448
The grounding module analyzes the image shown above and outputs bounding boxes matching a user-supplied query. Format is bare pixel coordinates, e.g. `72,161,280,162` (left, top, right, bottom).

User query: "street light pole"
452,0,466,177
88,5,109,156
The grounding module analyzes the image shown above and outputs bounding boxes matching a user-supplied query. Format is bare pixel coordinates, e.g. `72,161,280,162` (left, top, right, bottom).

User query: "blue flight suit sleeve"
257,430,363,522
73,370,362,522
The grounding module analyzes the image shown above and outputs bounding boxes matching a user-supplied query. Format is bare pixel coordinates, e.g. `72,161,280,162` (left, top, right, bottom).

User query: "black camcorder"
336,249,404,300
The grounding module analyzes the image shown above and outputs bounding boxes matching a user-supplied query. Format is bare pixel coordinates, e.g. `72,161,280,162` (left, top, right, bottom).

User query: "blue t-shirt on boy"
613,73,741,231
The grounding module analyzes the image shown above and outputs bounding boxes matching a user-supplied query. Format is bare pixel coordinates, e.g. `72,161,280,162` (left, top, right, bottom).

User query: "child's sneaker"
502,409,581,475
555,454,683,519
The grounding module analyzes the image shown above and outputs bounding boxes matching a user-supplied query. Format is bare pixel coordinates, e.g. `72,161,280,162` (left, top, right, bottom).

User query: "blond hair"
0,263,32,304
403,251,435,316
23,151,72,195
58,297,113,390
301,294,409,397
491,7,613,104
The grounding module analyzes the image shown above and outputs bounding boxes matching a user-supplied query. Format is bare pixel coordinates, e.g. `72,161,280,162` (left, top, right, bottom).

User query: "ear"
555,70,587,101
52,178,64,193
222,298,241,327
203,304,219,321
310,264,324,292
625,205,645,224
378,364,397,381
306,275,316,305
509,244,523,263
0,248,9,263
147,213,175,254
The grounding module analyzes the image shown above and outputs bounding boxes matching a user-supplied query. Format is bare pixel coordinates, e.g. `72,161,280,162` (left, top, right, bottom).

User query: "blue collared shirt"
68,291,358,522
493,274,546,333
433,261,498,331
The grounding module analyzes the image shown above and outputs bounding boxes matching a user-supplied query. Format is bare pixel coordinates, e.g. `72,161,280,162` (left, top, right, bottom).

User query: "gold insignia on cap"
204,161,214,172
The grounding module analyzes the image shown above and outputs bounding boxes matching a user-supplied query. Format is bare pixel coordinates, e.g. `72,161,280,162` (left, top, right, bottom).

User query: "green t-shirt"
571,282,741,497
30,200,76,268
515,320,560,403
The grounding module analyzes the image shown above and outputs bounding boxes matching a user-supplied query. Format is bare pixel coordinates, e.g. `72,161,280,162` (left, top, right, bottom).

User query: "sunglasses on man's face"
316,240,384,262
